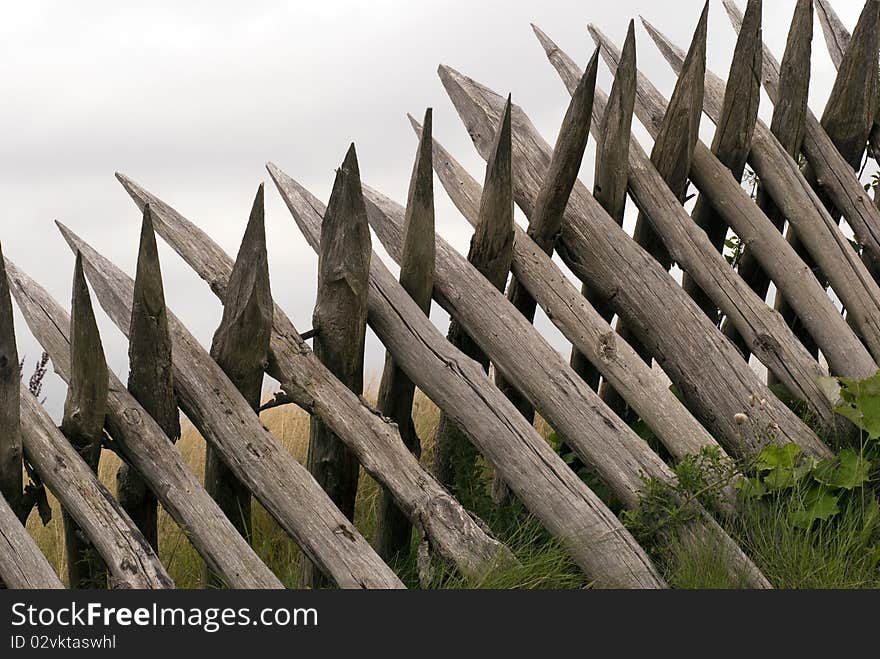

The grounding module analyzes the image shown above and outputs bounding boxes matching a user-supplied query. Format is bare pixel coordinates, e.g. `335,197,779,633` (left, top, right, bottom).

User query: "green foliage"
835,372,880,440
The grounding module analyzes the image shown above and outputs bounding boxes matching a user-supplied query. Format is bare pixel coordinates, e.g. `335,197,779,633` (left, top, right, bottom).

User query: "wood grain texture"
8,258,283,589
205,184,272,586
114,174,514,585
439,61,826,460
363,183,767,587
303,145,371,588
118,205,181,552
409,117,724,470
719,0,813,356
376,109,435,562
266,166,665,588
0,492,63,589
724,0,880,272
816,0,880,161
434,98,514,499
0,243,23,521
680,0,762,324
641,17,880,377
19,381,171,588
498,49,597,422
546,33,837,430
56,224,403,590
60,254,110,589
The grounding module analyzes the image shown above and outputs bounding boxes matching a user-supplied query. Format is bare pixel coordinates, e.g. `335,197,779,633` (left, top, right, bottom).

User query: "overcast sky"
0,0,863,417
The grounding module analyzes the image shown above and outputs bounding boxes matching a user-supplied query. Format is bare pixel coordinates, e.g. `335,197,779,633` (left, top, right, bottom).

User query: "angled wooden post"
681,0,762,325
302,145,371,589
205,184,272,587
113,176,516,588
433,98,514,502
723,0,880,279
774,0,880,358
363,184,769,588
117,204,180,552
816,0,880,161
20,383,172,589
375,108,435,563
0,243,23,522
607,4,706,423
8,258,283,589
495,49,597,430
639,15,880,378
439,60,828,458
57,225,403,589
269,167,665,588
408,116,724,471
60,253,110,589
560,23,636,406
0,493,63,588
712,0,812,357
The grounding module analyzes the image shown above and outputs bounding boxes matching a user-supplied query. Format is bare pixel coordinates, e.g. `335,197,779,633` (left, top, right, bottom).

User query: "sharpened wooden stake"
0,243,23,522
60,253,110,589
681,0,762,326
723,0,880,280
114,175,516,590
607,4,707,422
8,258,283,589
639,13,880,379
20,382,172,589
375,108,435,563
774,0,880,359
205,184,273,587
302,145,371,589
443,55,826,457
269,166,665,588
433,98,515,503
715,0,812,357
564,23,636,404
496,47,597,440
816,0,880,161
58,225,403,589
117,204,180,553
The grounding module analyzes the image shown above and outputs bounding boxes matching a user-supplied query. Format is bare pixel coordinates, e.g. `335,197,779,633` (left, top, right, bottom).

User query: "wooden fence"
1,0,878,589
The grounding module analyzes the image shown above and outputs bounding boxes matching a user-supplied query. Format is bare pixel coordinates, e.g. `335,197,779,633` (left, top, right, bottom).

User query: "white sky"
0,0,866,417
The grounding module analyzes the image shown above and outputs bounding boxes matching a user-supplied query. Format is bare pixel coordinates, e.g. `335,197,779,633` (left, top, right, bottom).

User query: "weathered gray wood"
816,0,880,160
434,98,514,500
60,254,109,589
7,258,283,589
681,0,762,324
118,204,180,552
363,183,768,587
206,184,272,588
57,225,403,589
560,23,637,406
642,17,880,373
724,0,880,273
716,0,813,356
541,36,836,431
0,492,63,589
498,49,597,426
0,243,23,521
776,0,880,354
609,5,707,422
409,118,727,470
375,108,435,563
265,166,665,588
18,382,171,588
108,176,520,584
439,63,827,459
302,145,371,589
